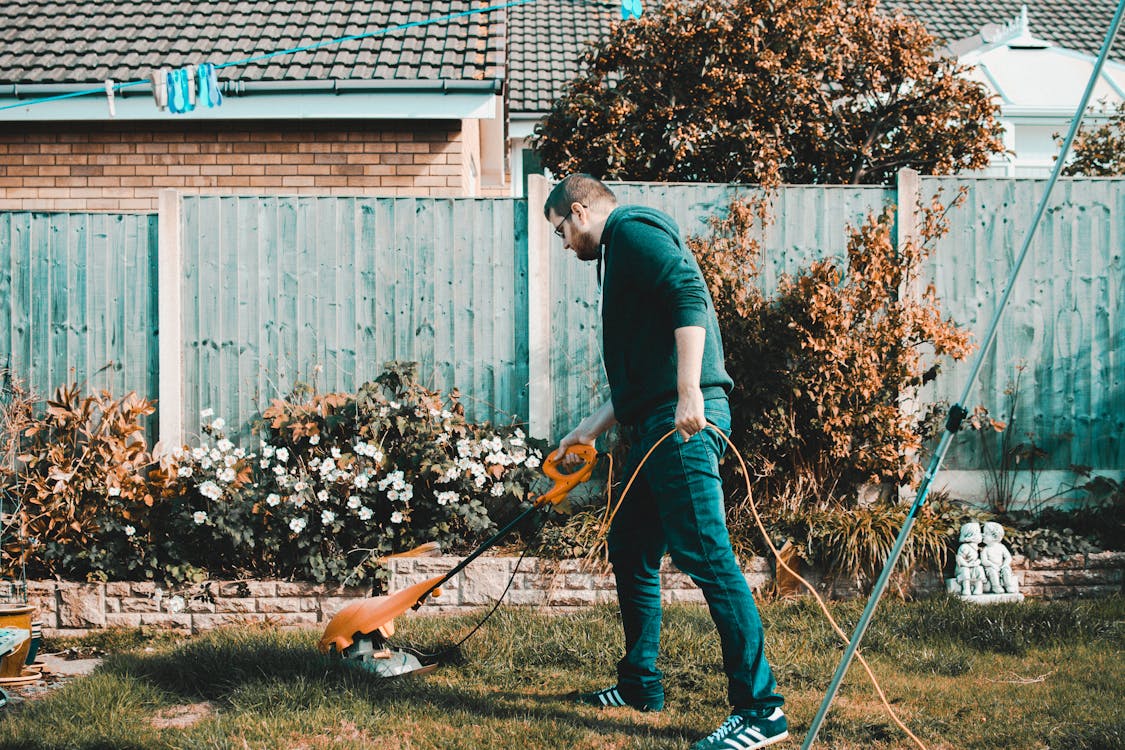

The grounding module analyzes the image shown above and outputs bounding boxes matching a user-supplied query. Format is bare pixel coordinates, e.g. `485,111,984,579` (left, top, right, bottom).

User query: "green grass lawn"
3,595,1122,749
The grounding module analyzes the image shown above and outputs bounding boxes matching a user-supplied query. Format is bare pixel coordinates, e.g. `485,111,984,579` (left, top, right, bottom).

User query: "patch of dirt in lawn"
151,701,216,729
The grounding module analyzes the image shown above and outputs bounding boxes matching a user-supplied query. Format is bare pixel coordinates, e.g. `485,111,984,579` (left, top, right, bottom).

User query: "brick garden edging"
23,551,1124,637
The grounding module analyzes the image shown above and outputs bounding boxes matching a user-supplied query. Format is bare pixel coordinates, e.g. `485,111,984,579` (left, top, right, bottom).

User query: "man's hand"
675,385,706,441
552,428,596,468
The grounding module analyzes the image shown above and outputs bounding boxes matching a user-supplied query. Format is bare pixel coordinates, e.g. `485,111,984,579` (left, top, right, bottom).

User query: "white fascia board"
0,89,499,122
509,113,544,140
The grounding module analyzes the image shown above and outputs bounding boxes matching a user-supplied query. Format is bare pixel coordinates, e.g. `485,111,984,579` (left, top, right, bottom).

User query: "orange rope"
585,425,928,750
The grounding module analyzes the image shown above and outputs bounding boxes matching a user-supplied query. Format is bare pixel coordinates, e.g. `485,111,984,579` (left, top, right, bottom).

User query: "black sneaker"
691,707,788,749
575,685,664,712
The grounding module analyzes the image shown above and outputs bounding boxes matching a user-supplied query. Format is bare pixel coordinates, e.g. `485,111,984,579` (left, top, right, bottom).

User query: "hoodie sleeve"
612,216,711,329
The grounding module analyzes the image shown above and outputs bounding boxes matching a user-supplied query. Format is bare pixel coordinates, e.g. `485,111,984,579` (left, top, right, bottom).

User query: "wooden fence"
2,174,1122,490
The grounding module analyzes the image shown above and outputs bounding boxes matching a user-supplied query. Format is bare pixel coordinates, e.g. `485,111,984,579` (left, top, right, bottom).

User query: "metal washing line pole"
801,1,1125,746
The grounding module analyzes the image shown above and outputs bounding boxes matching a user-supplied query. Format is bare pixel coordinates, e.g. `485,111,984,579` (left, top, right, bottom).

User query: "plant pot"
0,604,34,677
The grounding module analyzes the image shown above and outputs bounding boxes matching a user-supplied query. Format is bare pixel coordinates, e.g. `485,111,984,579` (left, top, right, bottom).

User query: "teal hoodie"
599,205,733,425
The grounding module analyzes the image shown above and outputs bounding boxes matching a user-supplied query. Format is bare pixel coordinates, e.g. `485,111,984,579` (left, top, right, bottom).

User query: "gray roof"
881,0,1124,62
507,0,618,114
0,1,505,84
0,0,1117,111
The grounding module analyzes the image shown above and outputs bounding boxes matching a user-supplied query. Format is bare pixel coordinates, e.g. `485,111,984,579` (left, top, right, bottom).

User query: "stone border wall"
18,551,1123,637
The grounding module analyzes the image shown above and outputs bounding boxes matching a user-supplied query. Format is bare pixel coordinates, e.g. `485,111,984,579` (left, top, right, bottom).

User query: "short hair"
543,173,617,218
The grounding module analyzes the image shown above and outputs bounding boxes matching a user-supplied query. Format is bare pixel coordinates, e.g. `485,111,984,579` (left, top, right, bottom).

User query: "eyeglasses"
552,204,586,238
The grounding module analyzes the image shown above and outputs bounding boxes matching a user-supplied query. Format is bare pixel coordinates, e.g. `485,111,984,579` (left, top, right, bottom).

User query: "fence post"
157,189,183,452
526,175,553,440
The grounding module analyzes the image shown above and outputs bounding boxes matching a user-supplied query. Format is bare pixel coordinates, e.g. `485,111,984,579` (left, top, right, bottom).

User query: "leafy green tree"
532,0,1005,185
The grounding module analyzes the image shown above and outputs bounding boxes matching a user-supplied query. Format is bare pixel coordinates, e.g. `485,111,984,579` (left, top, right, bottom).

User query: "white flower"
437,491,458,506
319,458,336,476
490,483,505,497
292,495,306,508
178,465,194,478
199,457,213,471
260,459,271,469
390,511,403,524
191,447,207,460
387,489,399,502
525,455,541,469
262,444,276,458
310,457,321,469
123,525,136,536
293,481,308,492
317,489,329,502
436,433,448,444
289,517,307,533
233,448,246,459
347,496,361,509
331,447,341,459
218,467,236,483
514,428,525,439
192,511,208,525
211,418,226,432
372,449,384,463
457,439,472,458
354,473,369,490
216,438,234,453
209,449,221,462
276,447,290,463
309,434,320,446
272,465,285,477
107,485,121,496
224,454,237,468
400,485,413,501
442,410,453,420
199,481,222,500
266,493,281,507
321,510,336,524
200,408,214,419
358,506,373,521
475,474,487,488
166,595,185,614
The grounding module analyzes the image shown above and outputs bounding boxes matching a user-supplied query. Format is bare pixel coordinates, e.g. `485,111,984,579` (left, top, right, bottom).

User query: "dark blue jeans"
608,398,783,710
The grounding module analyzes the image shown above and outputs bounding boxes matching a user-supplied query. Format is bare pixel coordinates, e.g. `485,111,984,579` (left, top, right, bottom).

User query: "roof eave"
0,78,504,122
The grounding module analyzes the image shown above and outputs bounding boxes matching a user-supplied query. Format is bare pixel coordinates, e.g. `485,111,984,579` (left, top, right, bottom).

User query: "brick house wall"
0,119,473,212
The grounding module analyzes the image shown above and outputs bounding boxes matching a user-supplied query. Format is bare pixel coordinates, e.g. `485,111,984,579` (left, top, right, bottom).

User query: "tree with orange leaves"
532,0,1005,186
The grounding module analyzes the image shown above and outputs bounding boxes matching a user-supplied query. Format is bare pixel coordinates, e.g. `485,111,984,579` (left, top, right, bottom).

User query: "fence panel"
179,196,528,441
0,211,158,414
923,177,1125,471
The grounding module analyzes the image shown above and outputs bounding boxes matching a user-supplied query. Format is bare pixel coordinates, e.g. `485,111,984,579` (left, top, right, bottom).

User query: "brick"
119,597,161,613
105,613,143,628
218,582,276,597
138,613,192,630
257,597,316,613
56,583,106,628
214,598,256,614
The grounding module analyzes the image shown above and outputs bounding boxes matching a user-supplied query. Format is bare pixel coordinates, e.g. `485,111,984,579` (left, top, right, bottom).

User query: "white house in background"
951,7,1125,176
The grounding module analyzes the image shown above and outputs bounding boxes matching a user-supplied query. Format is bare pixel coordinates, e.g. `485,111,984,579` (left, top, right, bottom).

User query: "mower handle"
536,444,598,506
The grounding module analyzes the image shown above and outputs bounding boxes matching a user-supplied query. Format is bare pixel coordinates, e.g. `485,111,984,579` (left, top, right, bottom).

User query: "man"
546,174,787,750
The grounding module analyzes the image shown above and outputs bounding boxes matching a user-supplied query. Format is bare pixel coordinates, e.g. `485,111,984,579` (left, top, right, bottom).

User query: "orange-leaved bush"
689,192,975,514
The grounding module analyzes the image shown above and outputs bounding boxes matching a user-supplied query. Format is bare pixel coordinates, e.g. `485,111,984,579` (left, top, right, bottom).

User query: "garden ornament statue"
946,521,1024,603
981,521,1019,595
952,522,985,597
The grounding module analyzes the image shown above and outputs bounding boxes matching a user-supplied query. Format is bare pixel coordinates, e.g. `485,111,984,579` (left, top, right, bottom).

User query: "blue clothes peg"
197,63,223,108
621,0,643,20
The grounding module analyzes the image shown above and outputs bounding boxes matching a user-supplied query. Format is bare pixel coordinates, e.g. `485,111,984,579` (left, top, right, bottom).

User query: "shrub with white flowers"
161,362,546,585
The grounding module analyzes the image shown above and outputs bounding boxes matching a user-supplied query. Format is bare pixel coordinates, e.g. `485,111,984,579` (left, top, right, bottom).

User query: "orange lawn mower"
317,444,598,678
